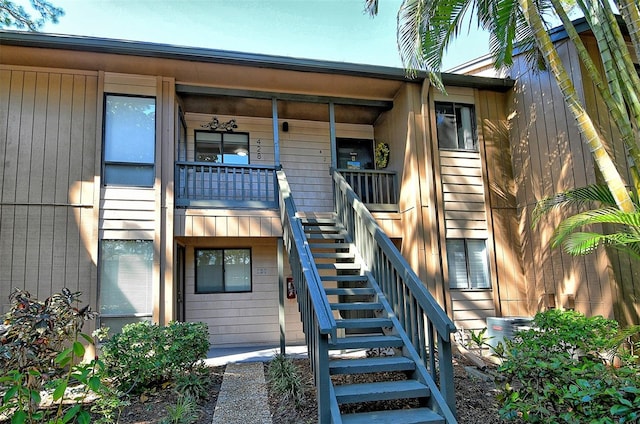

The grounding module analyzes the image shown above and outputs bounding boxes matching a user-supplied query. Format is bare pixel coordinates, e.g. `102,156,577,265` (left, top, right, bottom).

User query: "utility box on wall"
486,317,533,348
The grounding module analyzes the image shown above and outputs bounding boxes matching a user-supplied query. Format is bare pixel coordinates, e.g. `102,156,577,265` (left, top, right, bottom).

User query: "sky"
35,0,490,71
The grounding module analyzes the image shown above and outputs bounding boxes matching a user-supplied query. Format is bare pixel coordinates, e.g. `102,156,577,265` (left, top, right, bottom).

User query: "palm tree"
533,185,640,260
365,0,638,213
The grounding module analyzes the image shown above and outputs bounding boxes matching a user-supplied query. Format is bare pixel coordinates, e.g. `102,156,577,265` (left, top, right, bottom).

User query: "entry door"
336,138,374,170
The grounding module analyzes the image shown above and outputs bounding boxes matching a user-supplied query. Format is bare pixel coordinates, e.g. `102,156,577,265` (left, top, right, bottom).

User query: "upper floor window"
103,95,156,186
446,239,490,289
435,102,477,151
195,131,249,165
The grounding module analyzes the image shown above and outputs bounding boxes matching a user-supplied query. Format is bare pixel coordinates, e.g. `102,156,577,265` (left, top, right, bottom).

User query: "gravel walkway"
212,362,272,424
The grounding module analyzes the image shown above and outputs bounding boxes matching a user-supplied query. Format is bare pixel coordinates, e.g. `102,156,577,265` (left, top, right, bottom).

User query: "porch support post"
272,97,281,166
278,237,286,354
329,101,337,169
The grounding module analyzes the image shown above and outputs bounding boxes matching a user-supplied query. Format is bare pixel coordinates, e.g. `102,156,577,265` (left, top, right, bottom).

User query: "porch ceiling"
179,94,388,124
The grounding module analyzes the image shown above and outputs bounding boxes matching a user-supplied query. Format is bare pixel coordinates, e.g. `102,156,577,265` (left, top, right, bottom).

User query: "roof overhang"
0,31,514,122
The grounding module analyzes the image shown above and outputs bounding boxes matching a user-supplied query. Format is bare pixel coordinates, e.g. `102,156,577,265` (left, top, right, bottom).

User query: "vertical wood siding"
580,37,640,325
0,67,99,314
476,90,528,317
509,42,614,318
183,239,304,346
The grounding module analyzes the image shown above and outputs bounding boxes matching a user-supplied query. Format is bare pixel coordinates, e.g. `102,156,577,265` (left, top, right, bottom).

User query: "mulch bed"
265,355,512,424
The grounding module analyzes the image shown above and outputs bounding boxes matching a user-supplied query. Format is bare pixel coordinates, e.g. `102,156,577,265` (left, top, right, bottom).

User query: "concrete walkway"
207,345,308,424
212,362,272,424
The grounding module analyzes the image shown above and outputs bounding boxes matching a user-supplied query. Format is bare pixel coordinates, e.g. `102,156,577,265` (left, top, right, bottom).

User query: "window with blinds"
435,102,477,151
195,248,251,293
446,239,490,289
103,95,156,186
99,240,154,332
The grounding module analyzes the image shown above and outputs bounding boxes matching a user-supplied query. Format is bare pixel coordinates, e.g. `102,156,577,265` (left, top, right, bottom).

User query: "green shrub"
101,321,209,393
497,309,640,423
0,288,102,424
266,354,307,409
174,366,211,400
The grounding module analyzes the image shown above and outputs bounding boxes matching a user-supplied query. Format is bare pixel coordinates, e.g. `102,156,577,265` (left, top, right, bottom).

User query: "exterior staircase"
277,169,457,423
300,214,449,423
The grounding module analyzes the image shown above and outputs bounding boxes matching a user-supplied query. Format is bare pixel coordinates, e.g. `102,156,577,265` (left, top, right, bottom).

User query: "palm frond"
397,0,475,86
532,184,618,226
560,231,640,260
551,207,640,248
483,0,521,67
397,0,428,78
364,0,379,16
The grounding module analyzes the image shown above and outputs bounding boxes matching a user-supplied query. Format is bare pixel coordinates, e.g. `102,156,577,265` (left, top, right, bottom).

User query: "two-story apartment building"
0,30,525,350
5,24,637,355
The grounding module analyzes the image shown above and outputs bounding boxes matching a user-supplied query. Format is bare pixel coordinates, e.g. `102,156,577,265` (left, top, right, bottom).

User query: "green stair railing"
332,168,458,417
276,170,337,423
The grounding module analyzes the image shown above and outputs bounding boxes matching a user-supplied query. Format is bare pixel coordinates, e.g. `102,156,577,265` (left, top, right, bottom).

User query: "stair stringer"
363,271,458,423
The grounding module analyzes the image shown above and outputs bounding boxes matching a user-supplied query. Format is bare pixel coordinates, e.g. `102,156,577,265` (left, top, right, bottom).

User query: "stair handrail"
276,169,337,423
331,168,458,415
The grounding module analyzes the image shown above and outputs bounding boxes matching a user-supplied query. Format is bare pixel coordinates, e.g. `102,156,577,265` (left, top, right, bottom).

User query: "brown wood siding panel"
0,68,99,316
581,37,639,324
440,151,488,238
175,210,282,238
450,290,495,331
509,42,617,319
476,89,526,317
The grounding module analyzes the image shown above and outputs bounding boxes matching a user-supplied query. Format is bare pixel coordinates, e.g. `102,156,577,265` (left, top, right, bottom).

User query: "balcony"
175,161,279,208
175,163,398,212
337,169,399,212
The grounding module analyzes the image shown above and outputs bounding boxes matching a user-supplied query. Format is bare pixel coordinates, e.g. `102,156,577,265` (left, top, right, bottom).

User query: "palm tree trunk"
519,0,636,213
551,0,640,195
613,0,640,60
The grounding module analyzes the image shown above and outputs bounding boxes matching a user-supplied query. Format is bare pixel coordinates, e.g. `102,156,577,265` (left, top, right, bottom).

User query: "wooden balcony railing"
337,169,398,212
175,161,279,208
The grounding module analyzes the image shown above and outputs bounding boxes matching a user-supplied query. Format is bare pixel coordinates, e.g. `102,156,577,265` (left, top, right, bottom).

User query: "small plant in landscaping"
100,321,210,394
160,395,200,424
89,385,131,424
267,354,308,409
497,309,640,423
0,288,101,423
174,366,211,401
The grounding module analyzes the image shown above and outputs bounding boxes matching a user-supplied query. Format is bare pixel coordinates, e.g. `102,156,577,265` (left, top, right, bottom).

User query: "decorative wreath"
375,142,390,169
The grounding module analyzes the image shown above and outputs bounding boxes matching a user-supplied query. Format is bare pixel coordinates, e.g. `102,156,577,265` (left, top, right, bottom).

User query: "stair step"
299,217,338,225
320,275,367,282
325,287,376,296
330,334,403,350
329,356,415,375
308,242,352,250
306,233,348,240
316,263,361,270
334,380,430,404
331,302,383,311
335,318,392,329
303,225,344,233
312,252,355,259
341,408,444,424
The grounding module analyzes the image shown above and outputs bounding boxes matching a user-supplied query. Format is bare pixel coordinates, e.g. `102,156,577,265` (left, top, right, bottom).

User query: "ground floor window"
99,240,154,332
446,239,490,289
195,248,251,293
